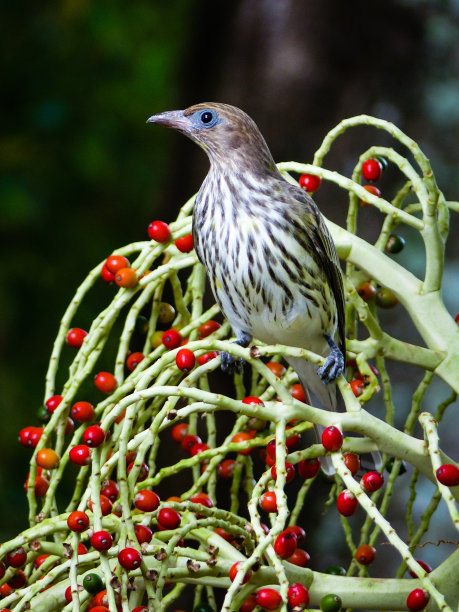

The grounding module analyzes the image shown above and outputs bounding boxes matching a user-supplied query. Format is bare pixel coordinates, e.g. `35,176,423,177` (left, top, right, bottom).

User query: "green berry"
325,565,346,576
385,234,405,254
321,593,342,612
82,572,104,594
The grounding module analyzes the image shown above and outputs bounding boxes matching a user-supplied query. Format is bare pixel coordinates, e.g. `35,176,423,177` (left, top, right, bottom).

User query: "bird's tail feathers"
286,357,336,476
286,356,381,476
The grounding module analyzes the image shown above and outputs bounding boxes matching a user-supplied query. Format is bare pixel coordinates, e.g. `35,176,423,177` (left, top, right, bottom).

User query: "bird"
148,103,346,473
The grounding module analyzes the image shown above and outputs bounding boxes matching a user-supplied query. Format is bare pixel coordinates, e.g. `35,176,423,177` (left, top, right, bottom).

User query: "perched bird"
148,103,346,471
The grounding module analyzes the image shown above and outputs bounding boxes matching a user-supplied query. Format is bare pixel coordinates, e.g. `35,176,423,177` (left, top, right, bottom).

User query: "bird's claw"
318,336,344,384
220,351,244,374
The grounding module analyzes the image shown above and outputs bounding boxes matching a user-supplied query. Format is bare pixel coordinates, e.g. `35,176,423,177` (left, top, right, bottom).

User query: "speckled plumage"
148,103,345,440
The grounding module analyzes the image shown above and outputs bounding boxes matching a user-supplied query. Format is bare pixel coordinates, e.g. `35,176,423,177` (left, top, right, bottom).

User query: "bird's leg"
220,330,252,374
317,334,344,384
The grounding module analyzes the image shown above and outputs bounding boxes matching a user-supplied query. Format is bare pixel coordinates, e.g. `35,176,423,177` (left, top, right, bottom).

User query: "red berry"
118,547,142,570
126,352,144,371
198,320,221,337
88,494,113,516
18,426,43,448
271,462,295,483
240,594,258,612
127,461,149,482
357,281,377,302
71,401,95,423
115,267,137,288
67,510,90,532
350,378,366,397
260,491,277,513
83,425,106,448
197,351,218,365
266,361,286,377
231,431,255,455
162,328,183,349
343,452,360,476
34,554,49,568
6,548,27,568
175,348,196,372
298,457,321,479
101,264,116,283
266,439,287,461
409,560,432,578
436,463,459,487
360,471,384,493
190,442,210,458
288,583,310,608
148,220,171,243
135,523,153,544
299,173,322,193
285,427,301,449
45,394,63,413
406,589,429,611
242,396,264,406
174,233,194,252
77,543,88,555
132,608,148,612
360,184,381,206
90,530,113,552
283,525,306,544
190,492,214,516
100,479,119,502
355,544,376,565
181,433,202,453
217,459,237,479
321,426,343,452
69,444,91,466
256,588,282,610
229,561,252,583
7,569,26,589
274,531,297,559
337,489,358,516
214,527,233,542
134,489,160,512
362,158,383,181
25,468,49,497
64,584,83,602
171,423,189,442
94,372,117,394
105,255,130,274
157,507,181,530
66,328,88,348
286,548,310,567
289,383,307,402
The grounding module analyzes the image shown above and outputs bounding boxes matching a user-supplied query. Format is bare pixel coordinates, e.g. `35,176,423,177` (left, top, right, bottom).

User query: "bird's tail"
286,356,337,476
286,356,381,476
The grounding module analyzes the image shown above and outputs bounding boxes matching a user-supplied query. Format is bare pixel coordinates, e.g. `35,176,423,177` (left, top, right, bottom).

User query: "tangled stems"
4,117,459,610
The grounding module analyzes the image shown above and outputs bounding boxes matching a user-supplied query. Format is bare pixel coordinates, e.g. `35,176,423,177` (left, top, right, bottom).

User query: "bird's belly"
214,269,332,356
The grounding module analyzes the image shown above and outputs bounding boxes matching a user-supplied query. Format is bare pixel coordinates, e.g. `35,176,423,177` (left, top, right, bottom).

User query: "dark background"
1,0,458,587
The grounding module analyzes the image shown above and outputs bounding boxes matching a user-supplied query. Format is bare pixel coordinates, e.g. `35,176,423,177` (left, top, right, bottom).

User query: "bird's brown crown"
182,102,278,173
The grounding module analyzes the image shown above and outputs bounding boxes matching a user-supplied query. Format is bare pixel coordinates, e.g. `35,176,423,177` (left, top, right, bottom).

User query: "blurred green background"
1,0,458,573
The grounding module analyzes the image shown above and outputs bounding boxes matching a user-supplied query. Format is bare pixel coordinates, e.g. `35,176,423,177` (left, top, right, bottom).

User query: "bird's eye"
200,111,214,124
191,108,220,129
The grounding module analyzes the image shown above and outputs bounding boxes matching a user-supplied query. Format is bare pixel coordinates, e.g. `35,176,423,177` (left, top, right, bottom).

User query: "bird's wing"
286,183,346,355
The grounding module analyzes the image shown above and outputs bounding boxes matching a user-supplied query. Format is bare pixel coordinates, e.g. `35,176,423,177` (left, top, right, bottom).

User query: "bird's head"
147,102,278,174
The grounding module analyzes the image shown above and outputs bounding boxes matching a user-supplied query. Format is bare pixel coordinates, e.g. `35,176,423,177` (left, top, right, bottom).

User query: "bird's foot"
220,331,252,375
317,335,344,384
220,351,245,374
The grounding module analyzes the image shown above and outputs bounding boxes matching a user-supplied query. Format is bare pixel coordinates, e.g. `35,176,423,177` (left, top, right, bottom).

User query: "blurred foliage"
1,0,458,545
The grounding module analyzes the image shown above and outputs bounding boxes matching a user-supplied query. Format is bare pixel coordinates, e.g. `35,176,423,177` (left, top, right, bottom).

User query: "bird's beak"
146,110,189,132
